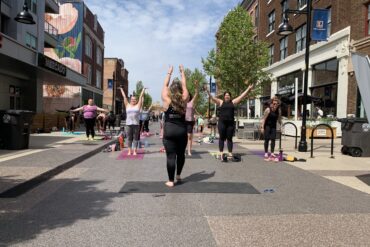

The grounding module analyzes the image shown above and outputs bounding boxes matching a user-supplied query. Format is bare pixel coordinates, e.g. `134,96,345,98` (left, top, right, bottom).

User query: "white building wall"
261,26,351,118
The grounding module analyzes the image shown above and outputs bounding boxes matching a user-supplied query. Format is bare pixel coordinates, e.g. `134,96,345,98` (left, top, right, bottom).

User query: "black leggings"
84,118,96,138
218,120,234,153
264,125,277,153
163,122,187,182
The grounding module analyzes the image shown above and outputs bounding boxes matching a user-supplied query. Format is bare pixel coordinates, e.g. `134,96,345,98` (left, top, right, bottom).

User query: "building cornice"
264,26,351,77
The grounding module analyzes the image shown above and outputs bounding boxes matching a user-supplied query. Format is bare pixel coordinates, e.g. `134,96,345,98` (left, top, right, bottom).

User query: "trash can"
0,110,35,150
338,118,370,157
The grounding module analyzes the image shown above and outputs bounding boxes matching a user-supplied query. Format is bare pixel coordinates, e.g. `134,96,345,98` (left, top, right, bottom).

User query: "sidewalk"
235,135,370,194
0,131,115,198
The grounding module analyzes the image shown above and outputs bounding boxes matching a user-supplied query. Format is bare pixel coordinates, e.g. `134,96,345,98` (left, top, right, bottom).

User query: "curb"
0,139,116,198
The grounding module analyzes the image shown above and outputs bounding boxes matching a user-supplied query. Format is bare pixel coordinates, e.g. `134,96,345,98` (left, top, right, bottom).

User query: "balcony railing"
44,21,58,38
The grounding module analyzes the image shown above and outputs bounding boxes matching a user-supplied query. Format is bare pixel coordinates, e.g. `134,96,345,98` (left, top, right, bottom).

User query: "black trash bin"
0,110,35,150
338,118,370,157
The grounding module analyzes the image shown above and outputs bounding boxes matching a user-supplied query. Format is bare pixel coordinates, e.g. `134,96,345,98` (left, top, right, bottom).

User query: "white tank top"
126,105,140,125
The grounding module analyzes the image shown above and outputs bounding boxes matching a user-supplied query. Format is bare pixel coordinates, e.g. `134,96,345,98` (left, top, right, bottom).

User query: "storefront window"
277,70,303,118
311,58,338,117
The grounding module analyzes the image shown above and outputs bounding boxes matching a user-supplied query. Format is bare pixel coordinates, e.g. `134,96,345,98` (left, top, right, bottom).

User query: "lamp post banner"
211,82,217,93
108,79,113,89
311,9,329,41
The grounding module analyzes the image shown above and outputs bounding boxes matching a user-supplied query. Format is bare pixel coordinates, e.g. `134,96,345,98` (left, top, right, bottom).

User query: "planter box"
306,127,337,139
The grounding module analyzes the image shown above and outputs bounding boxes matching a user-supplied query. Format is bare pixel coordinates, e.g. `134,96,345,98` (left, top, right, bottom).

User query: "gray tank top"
126,105,140,125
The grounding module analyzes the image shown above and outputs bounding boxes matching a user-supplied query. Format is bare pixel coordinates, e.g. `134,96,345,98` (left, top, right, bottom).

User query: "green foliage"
184,68,208,115
202,6,271,101
134,81,152,108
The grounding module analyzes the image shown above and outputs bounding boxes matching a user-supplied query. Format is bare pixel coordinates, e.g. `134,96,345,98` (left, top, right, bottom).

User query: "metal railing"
44,21,58,38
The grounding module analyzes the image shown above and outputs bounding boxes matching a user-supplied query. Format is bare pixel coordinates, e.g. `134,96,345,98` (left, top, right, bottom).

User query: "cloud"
84,0,239,102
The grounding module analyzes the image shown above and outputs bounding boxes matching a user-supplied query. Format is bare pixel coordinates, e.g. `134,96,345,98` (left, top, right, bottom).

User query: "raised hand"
168,66,173,75
179,64,184,73
247,83,254,91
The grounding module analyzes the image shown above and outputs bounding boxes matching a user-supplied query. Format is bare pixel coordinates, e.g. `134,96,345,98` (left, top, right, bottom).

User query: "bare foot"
165,181,174,187
127,150,132,156
133,151,137,156
187,152,192,156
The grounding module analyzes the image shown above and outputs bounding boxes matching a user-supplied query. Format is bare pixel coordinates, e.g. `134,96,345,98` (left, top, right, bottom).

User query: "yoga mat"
116,149,145,160
119,181,260,194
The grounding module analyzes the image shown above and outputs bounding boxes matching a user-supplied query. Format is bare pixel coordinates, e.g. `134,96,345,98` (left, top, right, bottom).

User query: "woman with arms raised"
161,65,189,187
120,86,146,156
205,81,253,159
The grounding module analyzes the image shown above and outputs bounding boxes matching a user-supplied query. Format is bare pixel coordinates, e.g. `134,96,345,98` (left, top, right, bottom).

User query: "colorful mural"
44,2,83,73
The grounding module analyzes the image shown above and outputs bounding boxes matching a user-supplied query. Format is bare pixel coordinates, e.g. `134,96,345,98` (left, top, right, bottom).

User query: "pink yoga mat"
116,149,145,160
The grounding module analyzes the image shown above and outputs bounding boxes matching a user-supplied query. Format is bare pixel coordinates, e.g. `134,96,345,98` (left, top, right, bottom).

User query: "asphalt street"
1,123,370,246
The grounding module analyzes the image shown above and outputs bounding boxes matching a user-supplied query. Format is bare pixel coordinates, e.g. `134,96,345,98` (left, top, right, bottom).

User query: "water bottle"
62,127,65,132
278,150,283,162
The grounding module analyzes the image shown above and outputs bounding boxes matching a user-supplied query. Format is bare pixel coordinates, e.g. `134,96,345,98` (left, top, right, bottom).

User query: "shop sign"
38,53,67,77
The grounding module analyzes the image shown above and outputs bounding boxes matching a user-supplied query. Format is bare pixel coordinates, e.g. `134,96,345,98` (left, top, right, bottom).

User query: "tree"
202,6,271,100
184,68,209,116
134,81,152,108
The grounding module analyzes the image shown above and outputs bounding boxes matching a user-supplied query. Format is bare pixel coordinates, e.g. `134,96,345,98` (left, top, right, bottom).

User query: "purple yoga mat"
116,149,145,160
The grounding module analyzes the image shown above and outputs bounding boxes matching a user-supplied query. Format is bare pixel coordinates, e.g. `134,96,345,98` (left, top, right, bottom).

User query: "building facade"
0,0,86,113
242,0,368,120
103,58,129,114
43,0,104,113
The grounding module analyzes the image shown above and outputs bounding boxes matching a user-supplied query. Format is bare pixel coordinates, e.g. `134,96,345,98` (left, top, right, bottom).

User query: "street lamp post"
278,0,312,152
208,76,211,119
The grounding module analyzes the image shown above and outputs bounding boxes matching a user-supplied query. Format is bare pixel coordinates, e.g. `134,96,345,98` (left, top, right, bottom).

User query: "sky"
84,0,240,102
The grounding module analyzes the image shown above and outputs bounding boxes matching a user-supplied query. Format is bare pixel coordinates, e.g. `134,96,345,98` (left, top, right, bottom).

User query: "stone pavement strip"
1,124,370,246
0,133,114,198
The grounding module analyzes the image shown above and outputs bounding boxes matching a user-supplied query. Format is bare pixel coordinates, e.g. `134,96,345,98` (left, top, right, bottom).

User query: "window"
367,4,370,35
26,0,37,14
255,5,259,27
96,47,102,66
268,10,275,33
296,24,306,53
268,45,274,66
25,32,37,50
281,0,288,24
327,7,331,37
298,0,307,9
85,35,92,57
94,15,98,31
86,64,92,84
280,37,288,60
96,70,102,89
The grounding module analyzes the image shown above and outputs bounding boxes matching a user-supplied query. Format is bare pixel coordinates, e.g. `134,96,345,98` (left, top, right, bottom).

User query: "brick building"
82,2,104,107
242,0,368,120
43,0,104,113
103,58,129,114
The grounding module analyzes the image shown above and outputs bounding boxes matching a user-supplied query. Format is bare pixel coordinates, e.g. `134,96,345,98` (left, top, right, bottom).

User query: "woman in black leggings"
205,82,253,158
161,65,189,187
261,96,282,162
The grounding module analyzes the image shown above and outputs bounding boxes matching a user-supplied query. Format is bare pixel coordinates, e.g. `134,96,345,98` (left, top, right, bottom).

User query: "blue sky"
84,0,240,102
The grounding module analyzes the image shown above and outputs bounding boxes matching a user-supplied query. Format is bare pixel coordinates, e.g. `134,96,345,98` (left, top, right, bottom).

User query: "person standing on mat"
120,86,146,156
140,104,153,135
185,80,199,156
205,82,253,159
261,96,282,162
71,99,108,140
162,65,189,187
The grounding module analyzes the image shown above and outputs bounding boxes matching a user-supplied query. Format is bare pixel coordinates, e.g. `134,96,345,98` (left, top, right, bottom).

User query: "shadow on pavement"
0,178,121,245
182,171,216,182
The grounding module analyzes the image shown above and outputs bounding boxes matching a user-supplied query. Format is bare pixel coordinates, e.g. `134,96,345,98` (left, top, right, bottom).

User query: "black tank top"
265,107,279,128
219,101,235,121
165,105,185,124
